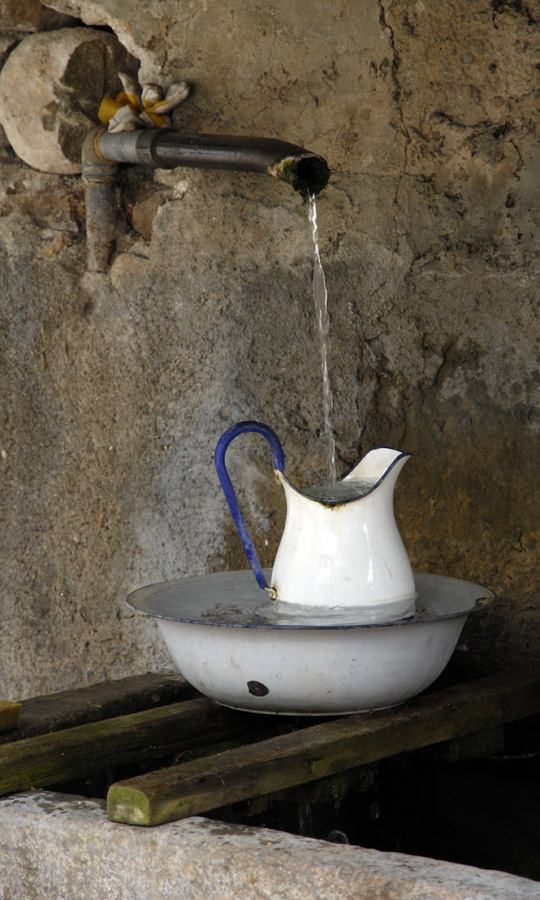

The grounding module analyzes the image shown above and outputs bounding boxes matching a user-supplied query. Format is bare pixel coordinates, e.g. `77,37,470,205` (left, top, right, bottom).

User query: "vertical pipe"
82,128,119,273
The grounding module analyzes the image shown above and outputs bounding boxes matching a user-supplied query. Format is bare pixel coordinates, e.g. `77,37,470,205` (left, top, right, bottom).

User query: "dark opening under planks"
107,664,540,826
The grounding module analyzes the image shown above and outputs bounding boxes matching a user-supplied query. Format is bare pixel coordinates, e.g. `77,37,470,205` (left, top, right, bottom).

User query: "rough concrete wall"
1,0,539,698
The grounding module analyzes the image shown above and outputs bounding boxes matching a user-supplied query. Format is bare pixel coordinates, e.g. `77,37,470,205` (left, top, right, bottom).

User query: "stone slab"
0,790,538,900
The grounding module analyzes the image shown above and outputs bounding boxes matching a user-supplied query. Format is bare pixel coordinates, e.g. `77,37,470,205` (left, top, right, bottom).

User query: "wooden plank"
107,664,540,826
0,696,287,797
0,673,199,745
0,700,21,735
416,725,504,763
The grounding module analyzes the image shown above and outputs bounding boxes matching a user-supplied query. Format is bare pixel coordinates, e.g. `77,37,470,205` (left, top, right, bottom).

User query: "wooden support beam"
0,696,285,797
0,700,21,735
0,673,199,745
107,665,540,826
416,725,504,763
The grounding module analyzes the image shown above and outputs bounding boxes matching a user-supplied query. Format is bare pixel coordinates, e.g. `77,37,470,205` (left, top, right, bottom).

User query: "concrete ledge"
0,791,538,900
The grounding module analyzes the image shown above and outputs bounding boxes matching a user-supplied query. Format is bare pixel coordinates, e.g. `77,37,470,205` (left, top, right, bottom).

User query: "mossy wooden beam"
0,700,21,735
107,664,540,826
416,725,504,763
0,673,199,746
0,696,280,797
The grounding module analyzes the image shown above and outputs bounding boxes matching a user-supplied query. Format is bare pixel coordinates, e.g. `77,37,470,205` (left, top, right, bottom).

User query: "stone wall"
2,791,539,900
1,0,540,698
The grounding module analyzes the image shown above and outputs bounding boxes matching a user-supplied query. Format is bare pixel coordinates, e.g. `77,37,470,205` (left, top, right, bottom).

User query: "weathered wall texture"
1,0,540,698
2,792,540,900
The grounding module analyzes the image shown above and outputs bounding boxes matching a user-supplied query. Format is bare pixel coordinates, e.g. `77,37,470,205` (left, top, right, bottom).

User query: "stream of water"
308,197,336,483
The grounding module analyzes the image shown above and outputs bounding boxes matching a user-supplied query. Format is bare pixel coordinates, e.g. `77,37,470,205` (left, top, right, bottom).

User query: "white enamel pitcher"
215,421,416,621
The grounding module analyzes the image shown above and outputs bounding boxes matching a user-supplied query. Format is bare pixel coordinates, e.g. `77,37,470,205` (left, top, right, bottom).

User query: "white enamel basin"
127,570,494,716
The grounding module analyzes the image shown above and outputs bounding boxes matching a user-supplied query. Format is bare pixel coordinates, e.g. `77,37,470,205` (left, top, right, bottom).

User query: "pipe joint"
82,125,330,270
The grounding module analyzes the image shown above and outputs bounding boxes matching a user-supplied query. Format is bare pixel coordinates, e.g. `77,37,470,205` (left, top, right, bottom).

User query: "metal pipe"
83,126,330,271
82,128,119,273
96,129,330,199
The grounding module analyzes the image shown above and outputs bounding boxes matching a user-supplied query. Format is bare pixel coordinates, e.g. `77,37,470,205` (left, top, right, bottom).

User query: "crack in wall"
378,0,412,260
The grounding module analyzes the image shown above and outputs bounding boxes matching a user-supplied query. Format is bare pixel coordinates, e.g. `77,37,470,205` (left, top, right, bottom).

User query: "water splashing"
308,196,336,483
297,802,314,836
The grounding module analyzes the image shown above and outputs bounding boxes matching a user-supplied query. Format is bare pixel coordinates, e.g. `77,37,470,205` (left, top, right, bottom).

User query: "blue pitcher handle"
215,421,285,594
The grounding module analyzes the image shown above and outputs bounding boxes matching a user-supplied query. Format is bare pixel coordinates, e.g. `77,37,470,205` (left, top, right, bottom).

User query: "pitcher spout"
276,448,411,508
344,447,412,491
